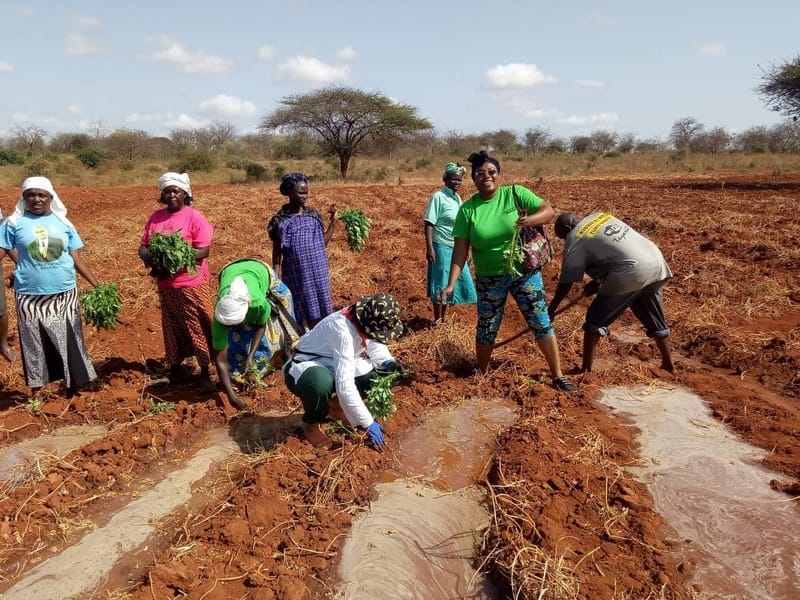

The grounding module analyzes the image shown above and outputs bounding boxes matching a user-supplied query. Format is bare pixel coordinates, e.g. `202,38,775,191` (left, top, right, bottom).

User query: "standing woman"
424,162,477,323
0,176,101,397
439,151,576,391
139,172,214,388
268,172,336,330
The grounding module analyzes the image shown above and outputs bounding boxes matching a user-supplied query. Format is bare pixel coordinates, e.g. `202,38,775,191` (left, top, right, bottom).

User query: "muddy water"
0,424,108,483
3,429,239,599
601,385,800,600
338,396,517,599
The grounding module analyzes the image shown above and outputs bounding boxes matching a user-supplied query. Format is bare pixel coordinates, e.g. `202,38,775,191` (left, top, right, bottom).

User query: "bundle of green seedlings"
501,226,525,277
147,230,196,276
339,208,372,252
366,370,400,419
81,283,122,330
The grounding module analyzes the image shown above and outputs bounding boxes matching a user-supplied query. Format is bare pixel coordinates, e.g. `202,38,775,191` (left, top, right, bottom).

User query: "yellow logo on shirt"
576,213,613,238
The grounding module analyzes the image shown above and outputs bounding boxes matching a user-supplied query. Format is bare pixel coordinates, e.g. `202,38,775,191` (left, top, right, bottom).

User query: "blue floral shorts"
475,270,554,345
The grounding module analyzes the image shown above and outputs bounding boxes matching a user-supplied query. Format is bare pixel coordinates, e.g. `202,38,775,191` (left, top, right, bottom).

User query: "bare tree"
260,86,432,178
732,126,771,153
669,117,704,151
10,123,48,152
569,135,592,154
523,127,551,155
85,120,110,141
589,129,618,153
691,127,730,155
615,133,636,154
195,121,237,151
104,128,151,160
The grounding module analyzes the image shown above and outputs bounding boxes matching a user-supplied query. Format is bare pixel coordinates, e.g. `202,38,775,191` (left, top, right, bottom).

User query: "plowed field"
0,172,798,599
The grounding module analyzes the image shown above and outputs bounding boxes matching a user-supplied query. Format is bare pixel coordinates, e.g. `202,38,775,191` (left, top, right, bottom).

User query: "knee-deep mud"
0,172,798,599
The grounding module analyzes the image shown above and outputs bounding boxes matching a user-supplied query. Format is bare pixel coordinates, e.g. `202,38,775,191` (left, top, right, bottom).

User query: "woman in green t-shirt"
439,150,575,392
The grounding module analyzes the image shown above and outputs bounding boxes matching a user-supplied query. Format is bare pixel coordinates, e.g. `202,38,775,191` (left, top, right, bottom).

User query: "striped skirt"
159,283,214,370
16,287,97,389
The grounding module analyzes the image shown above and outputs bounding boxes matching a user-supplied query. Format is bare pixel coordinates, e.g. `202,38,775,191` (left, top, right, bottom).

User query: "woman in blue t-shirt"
0,176,103,398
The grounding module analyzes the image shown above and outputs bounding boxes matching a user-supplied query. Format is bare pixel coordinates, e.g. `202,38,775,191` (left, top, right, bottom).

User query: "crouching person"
283,293,405,449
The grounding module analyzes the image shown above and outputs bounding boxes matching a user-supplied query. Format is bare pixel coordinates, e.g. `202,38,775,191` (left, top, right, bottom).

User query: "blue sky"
0,0,797,142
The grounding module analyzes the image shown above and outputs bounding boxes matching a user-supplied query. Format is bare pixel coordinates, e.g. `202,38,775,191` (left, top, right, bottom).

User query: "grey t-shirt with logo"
559,213,671,295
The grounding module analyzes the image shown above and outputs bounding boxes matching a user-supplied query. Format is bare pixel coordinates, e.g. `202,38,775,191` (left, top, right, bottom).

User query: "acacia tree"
260,86,432,178
757,56,800,119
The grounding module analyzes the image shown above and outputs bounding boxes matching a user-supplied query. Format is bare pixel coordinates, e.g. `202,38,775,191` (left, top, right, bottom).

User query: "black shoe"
552,376,577,392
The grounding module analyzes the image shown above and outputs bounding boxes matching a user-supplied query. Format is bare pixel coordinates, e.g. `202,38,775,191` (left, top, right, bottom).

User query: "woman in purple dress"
268,173,336,330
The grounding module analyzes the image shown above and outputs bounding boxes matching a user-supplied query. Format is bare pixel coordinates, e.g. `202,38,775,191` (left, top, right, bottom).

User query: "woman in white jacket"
283,293,405,449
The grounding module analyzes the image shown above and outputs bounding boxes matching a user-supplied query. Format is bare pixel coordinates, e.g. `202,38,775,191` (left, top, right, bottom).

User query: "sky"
0,0,797,143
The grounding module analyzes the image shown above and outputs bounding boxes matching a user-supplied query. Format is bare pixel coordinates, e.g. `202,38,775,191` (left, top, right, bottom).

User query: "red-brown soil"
0,172,798,599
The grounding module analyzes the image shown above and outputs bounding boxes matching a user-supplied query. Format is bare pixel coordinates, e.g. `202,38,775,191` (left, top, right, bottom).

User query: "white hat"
214,276,250,326
158,172,192,196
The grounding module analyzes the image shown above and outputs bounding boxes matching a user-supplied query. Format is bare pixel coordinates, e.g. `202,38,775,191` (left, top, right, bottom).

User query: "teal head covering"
443,162,466,177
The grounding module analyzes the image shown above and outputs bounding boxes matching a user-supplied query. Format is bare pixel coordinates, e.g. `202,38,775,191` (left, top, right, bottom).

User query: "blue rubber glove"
379,360,405,375
366,422,385,448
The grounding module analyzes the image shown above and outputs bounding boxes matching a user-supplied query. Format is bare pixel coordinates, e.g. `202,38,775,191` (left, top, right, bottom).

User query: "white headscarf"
214,276,250,326
158,172,192,196
7,176,73,228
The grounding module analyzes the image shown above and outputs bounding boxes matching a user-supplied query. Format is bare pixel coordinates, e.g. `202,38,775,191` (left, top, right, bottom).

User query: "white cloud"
0,61,14,73
697,42,727,57
199,94,257,116
68,104,83,116
577,79,605,88
556,112,620,126
485,63,557,90
65,33,102,56
276,55,350,84
257,45,275,61
126,111,207,129
145,36,233,74
336,45,357,61
72,15,101,28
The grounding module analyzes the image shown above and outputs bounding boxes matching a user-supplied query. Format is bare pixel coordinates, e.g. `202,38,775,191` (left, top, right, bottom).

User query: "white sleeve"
332,322,374,428
365,339,393,368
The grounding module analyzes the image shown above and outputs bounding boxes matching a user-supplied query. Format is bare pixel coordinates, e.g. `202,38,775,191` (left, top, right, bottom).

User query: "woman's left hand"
328,204,338,220
516,214,534,228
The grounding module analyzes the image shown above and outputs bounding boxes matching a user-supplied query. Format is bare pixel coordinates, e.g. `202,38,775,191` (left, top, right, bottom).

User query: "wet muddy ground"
0,172,798,598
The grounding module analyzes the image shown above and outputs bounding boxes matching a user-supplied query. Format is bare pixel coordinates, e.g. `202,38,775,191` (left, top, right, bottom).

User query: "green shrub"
272,163,286,179
24,158,54,178
76,147,104,168
225,157,248,169
245,162,267,181
0,148,24,166
119,160,135,171
174,150,215,173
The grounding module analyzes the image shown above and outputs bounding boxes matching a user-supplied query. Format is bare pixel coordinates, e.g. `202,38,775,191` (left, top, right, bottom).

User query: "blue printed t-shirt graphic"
0,212,83,294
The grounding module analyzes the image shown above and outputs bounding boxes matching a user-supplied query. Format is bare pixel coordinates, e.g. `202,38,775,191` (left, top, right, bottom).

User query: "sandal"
552,376,577,392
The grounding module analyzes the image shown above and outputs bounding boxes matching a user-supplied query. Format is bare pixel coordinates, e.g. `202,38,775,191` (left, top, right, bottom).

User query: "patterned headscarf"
279,172,308,196
443,162,466,177
7,176,74,228
354,293,403,343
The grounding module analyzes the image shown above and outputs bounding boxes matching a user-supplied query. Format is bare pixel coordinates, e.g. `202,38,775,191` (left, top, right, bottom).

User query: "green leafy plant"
501,226,525,277
339,208,372,252
366,371,400,420
232,358,272,390
81,283,122,330
147,230,197,276
146,398,176,415
25,397,43,416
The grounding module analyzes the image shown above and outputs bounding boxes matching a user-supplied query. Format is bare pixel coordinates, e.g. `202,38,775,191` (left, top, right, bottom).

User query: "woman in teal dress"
423,162,477,323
